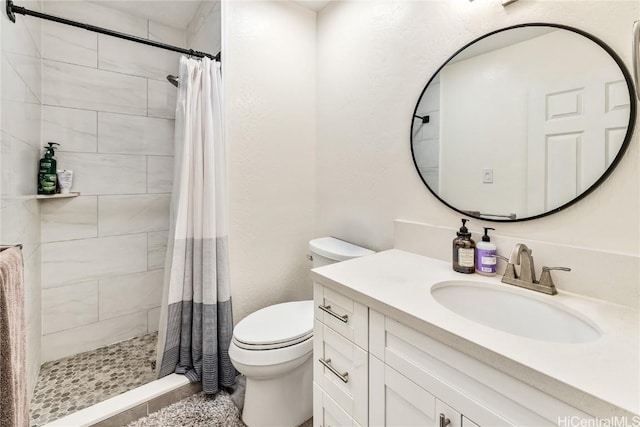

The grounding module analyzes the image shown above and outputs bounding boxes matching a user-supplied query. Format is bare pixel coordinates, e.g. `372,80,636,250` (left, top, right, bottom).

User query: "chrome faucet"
501,243,570,295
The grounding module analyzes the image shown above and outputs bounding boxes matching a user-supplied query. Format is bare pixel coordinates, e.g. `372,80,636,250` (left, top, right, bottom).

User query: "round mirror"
411,23,636,222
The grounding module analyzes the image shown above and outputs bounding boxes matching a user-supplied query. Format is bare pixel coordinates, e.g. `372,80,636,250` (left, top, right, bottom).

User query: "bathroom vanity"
311,250,639,426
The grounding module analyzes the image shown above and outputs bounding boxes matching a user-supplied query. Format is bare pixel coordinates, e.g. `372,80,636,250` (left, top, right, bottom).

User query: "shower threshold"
42,374,199,427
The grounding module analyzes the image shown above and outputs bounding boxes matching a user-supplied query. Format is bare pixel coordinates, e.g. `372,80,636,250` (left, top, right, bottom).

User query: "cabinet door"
370,356,439,427
463,416,481,427
314,320,368,425
314,382,362,427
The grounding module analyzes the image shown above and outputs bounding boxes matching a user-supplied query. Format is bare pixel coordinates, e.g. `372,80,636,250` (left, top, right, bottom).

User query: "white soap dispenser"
475,227,497,276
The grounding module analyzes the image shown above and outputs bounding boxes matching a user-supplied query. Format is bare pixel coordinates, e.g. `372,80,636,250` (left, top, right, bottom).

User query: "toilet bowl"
229,237,374,427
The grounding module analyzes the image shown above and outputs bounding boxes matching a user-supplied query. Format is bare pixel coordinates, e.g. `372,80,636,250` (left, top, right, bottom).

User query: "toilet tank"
308,237,374,268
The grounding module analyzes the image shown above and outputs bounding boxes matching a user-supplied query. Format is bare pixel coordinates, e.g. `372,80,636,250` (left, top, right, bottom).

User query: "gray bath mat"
125,391,244,427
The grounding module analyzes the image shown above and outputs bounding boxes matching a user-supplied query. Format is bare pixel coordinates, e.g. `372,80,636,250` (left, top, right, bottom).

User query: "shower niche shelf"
36,192,80,199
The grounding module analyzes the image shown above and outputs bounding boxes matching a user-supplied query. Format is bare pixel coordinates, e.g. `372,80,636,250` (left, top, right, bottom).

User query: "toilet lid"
233,300,314,349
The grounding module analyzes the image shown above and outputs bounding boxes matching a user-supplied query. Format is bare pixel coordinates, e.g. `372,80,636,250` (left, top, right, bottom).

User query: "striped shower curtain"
156,56,236,393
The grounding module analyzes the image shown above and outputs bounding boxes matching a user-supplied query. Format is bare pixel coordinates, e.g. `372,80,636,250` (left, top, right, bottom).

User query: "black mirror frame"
410,22,637,222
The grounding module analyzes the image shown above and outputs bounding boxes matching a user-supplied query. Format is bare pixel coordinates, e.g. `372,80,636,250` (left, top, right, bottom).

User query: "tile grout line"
42,103,177,121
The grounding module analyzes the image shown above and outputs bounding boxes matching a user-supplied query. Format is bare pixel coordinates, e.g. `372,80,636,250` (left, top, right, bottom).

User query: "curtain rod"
5,0,221,62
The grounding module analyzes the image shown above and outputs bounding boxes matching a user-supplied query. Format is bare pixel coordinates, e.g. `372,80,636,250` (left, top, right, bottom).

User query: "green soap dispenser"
452,218,476,274
38,142,60,195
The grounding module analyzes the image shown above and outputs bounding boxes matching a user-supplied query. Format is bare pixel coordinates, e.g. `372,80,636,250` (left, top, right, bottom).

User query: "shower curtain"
156,56,236,394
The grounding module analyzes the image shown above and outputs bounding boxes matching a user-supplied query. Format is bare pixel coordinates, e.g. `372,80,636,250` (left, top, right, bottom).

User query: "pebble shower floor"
29,333,158,426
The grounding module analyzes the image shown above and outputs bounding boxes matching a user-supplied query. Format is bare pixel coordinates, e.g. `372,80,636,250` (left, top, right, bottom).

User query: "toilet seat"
233,330,313,350
233,300,314,350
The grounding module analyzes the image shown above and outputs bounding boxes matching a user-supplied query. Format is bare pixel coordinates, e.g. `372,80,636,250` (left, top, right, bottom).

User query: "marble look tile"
41,281,99,335
41,196,98,243
187,1,222,55
0,134,40,197
21,1,42,57
146,383,202,414
40,312,148,362
7,53,41,102
43,60,147,115
187,0,217,45
23,249,42,333
147,156,174,194
42,106,97,153
24,247,41,401
93,404,148,427
148,230,168,270
148,79,176,119
2,100,41,148
54,152,146,195
41,234,148,288
149,22,186,48
98,194,170,237
98,113,174,155
1,55,28,102
99,270,164,320
0,197,40,256
1,8,40,58
98,35,181,81
413,138,439,168
42,21,97,68
43,1,148,39
419,110,440,140
147,307,161,333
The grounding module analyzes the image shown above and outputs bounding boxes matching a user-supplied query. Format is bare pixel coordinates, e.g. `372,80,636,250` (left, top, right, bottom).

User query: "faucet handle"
542,266,571,272
539,266,571,290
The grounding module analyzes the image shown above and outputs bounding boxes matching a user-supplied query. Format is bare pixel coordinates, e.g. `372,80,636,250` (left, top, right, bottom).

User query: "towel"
0,247,28,427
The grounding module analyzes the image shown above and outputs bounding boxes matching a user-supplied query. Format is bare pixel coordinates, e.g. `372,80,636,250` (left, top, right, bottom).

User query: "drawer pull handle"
318,358,349,383
318,304,348,323
439,414,451,427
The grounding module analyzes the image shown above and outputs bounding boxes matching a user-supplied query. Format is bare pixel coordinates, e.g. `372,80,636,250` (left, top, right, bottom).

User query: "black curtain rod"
5,0,221,62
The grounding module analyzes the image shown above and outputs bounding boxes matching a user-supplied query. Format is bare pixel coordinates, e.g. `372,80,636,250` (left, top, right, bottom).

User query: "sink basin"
431,281,601,343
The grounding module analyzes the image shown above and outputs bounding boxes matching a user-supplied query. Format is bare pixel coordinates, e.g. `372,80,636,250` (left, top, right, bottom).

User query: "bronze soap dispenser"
452,218,476,274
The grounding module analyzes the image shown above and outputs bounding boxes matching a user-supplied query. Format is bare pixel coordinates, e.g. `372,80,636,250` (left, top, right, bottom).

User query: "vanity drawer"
314,319,368,426
314,282,368,349
313,382,362,427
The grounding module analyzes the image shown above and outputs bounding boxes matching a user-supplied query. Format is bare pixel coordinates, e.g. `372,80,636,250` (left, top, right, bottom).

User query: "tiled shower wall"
39,1,184,362
0,0,43,398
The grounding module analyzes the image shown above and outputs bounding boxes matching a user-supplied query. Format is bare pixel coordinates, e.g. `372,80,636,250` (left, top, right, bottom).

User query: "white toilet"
229,237,374,427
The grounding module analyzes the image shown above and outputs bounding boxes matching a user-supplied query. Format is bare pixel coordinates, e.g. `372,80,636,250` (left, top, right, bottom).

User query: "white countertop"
311,249,639,416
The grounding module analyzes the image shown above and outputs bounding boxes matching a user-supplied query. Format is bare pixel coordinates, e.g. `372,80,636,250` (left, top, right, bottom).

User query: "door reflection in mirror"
411,24,635,222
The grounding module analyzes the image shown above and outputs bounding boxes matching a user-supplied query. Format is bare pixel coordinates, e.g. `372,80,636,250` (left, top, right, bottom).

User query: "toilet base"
242,356,313,427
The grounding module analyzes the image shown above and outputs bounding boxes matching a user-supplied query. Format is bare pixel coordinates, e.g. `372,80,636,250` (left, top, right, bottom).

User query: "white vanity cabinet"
313,282,591,427
313,283,369,427
368,310,590,426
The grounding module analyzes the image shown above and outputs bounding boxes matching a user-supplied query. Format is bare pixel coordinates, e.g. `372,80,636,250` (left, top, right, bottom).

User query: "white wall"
317,1,639,264
39,1,185,362
0,0,43,398
223,0,317,323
